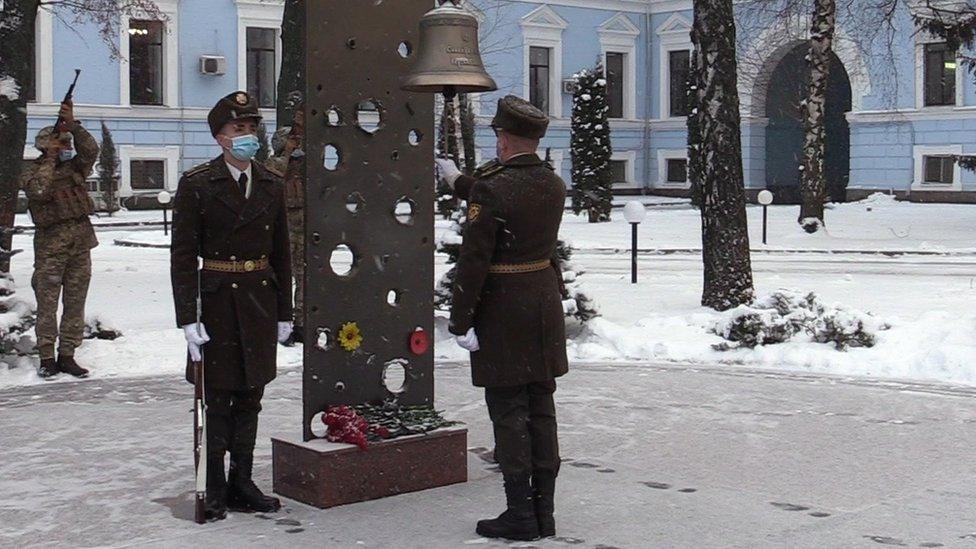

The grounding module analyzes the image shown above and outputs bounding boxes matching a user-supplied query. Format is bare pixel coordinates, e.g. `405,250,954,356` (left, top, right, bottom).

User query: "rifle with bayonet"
193,267,207,524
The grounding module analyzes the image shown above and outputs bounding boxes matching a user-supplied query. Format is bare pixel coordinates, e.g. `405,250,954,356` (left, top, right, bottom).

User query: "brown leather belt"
487,259,551,274
202,258,270,273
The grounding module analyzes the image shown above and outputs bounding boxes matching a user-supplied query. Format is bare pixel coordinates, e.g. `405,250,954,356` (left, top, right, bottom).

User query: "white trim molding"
914,35,965,110
611,149,639,188
510,0,689,14
521,5,567,119
34,5,54,103
656,14,692,121
599,13,640,120
23,145,41,160
912,144,963,191
656,148,690,189
547,148,565,178
118,145,182,197
235,0,285,101
119,0,180,108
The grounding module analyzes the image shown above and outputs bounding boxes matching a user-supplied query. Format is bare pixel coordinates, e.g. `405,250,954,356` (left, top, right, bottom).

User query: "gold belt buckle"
243,260,256,272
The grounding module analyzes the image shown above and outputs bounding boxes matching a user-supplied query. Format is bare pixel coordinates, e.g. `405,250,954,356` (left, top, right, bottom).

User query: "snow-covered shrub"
712,290,888,351
84,316,121,340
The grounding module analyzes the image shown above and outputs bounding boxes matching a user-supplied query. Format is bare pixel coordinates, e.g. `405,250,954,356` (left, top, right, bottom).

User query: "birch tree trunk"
798,0,836,232
691,0,755,310
0,0,40,271
276,0,305,127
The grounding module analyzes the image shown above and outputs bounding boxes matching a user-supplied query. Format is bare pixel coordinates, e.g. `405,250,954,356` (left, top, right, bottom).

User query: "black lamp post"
757,190,773,245
157,190,172,236
623,201,647,284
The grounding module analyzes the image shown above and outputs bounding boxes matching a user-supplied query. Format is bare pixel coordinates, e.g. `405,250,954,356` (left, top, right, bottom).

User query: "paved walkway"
2,362,976,548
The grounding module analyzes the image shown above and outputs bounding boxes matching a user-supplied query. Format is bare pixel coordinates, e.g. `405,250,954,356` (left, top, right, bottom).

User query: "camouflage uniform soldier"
267,105,305,345
437,96,568,541
20,100,99,379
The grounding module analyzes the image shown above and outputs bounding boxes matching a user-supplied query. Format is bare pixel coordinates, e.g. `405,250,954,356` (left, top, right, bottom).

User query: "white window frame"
23,145,41,161
657,148,690,189
657,14,693,121
33,6,54,103
915,37,965,110
599,14,639,120
119,0,180,108
236,0,284,111
521,5,567,119
119,145,181,197
611,150,638,189
912,144,962,191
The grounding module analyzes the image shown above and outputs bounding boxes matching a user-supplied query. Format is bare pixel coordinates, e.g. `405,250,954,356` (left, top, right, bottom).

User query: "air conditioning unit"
200,55,227,75
561,79,578,95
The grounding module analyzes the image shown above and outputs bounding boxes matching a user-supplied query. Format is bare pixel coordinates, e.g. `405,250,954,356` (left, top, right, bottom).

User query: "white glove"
435,158,462,188
455,327,480,352
182,323,210,362
277,321,293,343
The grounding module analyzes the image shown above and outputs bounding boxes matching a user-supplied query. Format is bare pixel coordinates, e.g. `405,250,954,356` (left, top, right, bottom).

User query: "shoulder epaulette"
182,163,210,178
474,159,505,179
263,163,284,178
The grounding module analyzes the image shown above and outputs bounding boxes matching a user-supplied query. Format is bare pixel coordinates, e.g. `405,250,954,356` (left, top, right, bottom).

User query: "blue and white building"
24,0,976,207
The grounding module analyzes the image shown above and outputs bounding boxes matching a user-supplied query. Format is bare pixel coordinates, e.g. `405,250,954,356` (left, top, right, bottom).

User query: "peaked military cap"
208,91,262,136
490,95,549,139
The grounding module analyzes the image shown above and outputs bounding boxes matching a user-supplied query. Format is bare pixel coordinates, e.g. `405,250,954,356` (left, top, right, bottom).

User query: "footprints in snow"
770,501,831,519
255,515,304,534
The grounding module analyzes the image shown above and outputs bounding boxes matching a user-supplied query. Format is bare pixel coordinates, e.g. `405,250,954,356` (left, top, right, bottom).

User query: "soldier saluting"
170,91,293,521
436,95,569,541
21,100,98,379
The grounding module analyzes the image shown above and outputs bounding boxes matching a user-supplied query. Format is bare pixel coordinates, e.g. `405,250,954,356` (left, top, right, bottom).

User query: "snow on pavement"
3,361,976,548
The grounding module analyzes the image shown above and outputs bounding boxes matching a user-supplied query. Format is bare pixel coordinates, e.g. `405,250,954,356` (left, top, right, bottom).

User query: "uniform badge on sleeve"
467,203,482,222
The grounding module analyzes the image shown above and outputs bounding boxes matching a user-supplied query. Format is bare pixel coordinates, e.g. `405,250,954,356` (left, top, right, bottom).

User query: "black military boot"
205,456,228,522
282,326,304,347
533,472,556,537
476,474,539,541
38,358,59,379
227,453,281,513
56,355,89,378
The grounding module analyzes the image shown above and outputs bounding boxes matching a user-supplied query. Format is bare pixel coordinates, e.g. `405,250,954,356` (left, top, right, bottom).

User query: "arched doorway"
764,43,852,203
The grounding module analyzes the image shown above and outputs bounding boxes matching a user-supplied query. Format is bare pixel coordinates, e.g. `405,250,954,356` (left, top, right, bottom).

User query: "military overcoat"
450,153,569,388
170,156,293,390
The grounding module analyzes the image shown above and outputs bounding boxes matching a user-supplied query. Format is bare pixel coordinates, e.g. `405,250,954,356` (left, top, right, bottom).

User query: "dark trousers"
484,379,560,478
205,386,265,460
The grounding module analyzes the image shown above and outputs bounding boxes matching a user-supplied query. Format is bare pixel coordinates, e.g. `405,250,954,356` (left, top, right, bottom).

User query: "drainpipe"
642,4,653,195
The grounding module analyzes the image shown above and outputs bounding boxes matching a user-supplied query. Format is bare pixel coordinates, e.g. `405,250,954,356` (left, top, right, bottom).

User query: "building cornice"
512,1,690,15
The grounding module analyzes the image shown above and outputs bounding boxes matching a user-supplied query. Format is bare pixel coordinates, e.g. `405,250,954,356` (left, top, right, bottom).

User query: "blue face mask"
59,149,76,162
228,134,260,161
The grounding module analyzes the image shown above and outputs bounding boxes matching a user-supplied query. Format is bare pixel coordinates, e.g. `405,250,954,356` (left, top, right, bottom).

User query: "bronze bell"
400,1,497,96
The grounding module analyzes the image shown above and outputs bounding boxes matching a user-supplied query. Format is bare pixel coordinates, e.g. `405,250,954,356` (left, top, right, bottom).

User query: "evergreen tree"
98,121,120,215
255,123,270,163
691,0,755,310
570,65,613,223
552,240,598,323
459,93,477,175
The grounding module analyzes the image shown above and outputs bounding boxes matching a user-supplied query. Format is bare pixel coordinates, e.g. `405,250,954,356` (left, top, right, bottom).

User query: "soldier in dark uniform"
170,91,293,521
436,95,568,541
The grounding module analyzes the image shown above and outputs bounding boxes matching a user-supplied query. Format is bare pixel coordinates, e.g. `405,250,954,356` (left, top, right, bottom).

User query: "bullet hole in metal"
408,129,422,146
393,197,414,225
329,244,356,277
398,41,412,58
324,107,342,126
346,38,357,49
387,289,401,306
315,327,332,350
383,358,408,394
324,144,341,170
346,192,365,214
355,100,383,135
310,411,328,438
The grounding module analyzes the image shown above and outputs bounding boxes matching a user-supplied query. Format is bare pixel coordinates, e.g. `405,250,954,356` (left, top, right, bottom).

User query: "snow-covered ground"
1,194,974,389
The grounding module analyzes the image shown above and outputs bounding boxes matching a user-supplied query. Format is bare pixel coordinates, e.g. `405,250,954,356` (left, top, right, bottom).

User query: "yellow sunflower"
338,322,363,352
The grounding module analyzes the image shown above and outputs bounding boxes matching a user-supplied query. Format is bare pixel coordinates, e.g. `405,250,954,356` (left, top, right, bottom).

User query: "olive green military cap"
207,91,262,136
490,95,549,139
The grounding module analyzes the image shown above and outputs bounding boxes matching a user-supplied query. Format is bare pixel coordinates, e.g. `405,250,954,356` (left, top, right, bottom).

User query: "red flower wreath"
322,405,390,450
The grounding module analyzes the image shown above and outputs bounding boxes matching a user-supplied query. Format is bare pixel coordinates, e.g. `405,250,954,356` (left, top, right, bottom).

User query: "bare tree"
691,0,755,310
797,0,836,232
0,0,162,270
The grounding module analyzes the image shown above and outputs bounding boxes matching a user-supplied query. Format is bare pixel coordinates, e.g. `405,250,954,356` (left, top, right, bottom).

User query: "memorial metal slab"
272,0,466,508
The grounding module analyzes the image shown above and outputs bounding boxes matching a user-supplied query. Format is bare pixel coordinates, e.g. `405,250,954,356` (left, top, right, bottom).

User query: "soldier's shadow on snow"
152,491,197,522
